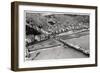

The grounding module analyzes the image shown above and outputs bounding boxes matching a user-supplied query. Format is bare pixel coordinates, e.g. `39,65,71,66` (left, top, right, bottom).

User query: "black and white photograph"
25,12,90,61
11,2,97,71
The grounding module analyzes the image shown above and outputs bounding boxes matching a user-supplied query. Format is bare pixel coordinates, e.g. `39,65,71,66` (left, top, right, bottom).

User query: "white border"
18,5,96,68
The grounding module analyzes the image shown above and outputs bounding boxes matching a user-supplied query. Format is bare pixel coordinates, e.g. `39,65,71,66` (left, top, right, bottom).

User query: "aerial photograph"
25,11,90,61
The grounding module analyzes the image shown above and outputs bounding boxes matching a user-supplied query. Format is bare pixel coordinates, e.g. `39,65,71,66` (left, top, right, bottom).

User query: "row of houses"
45,23,89,35
26,22,89,44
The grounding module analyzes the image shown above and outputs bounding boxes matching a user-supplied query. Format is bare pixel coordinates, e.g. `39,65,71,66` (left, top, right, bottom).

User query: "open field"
60,31,89,51
26,31,89,60
65,35,89,50
26,44,88,60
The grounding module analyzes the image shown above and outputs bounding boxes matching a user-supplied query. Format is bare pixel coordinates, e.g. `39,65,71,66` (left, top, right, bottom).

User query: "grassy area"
27,39,61,52
60,30,89,40
66,35,89,51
